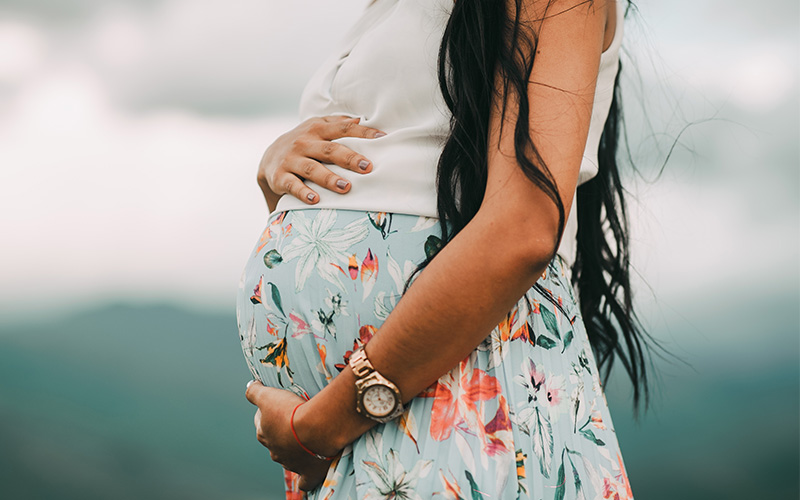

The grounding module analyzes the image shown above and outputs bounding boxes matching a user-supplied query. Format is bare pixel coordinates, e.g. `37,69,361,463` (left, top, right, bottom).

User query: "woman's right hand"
257,115,386,212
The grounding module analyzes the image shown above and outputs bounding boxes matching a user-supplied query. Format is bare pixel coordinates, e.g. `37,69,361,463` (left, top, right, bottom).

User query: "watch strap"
349,347,404,423
349,348,374,378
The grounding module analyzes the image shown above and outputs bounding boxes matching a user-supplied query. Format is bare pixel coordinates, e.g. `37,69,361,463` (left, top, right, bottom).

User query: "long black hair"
404,0,658,415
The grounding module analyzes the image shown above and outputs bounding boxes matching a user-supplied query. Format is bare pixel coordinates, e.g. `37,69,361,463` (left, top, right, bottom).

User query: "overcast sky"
0,0,797,321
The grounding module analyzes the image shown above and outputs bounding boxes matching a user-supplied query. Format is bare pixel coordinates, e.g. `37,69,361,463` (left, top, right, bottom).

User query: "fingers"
297,465,331,492
245,379,265,406
246,381,305,411
298,477,313,492
297,157,356,194
254,408,270,449
263,115,387,205
274,172,321,205
275,158,359,205
307,140,373,174
314,115,386,141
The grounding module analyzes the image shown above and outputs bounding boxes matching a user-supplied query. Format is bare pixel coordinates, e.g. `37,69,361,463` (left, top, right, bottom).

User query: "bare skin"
246,0,617,492
256,115,386,213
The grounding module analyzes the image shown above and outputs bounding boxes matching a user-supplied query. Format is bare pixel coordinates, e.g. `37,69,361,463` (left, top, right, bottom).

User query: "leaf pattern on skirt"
235,209,634,500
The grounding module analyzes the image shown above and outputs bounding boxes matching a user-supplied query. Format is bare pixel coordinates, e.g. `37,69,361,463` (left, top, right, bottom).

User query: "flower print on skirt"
236,208,634,500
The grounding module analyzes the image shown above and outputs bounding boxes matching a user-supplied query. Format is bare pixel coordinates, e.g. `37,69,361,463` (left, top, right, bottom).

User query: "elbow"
511,208,562,278
477,193,563,279
521,234,559,278
487,210,560,279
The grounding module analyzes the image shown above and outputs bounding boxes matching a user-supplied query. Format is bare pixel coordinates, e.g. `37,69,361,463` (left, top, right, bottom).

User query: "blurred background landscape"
1,0,797,499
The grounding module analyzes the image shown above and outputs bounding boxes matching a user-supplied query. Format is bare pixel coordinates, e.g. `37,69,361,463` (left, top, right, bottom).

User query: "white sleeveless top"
275,0,624,266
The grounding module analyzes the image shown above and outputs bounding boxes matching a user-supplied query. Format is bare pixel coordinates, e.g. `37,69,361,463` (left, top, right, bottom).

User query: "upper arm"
480,0,609,256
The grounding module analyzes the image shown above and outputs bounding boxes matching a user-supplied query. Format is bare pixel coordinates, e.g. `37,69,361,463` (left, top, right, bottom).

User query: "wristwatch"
349,347,405,423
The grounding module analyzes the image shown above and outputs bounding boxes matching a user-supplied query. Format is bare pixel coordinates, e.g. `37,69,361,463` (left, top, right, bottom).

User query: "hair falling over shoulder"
404,0,663,417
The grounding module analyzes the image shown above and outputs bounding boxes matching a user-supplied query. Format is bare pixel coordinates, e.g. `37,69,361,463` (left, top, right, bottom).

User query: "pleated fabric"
236,209,634,500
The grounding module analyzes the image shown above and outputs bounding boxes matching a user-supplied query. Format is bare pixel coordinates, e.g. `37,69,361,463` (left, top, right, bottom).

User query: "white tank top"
275,0,624,266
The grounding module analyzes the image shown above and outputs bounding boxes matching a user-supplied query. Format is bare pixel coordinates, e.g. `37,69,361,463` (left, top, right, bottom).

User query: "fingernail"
336,179,349,190
374,132,386,138
358,160,370,171
307,193,316,201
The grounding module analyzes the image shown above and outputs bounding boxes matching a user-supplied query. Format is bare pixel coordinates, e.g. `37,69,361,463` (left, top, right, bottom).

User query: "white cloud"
629,175,799,299
80,0,369,114
85,4,149,72
0,0,796,323
0,64,298,316
0,20,48,85
727,44,798,111
624,0,799,113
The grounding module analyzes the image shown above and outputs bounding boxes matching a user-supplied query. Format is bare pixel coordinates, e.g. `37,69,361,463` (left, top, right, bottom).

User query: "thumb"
245,379,265,406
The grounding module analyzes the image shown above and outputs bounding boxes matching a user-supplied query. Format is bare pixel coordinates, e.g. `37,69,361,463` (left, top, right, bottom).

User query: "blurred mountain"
0,303,285,500
0,302,797,499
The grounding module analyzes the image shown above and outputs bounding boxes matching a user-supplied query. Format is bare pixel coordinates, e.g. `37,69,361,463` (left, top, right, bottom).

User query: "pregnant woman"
237,0,652,498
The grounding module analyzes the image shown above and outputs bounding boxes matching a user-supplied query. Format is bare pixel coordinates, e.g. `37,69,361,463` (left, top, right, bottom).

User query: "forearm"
294,0,604,459
365,207,554,398
296,203,557,455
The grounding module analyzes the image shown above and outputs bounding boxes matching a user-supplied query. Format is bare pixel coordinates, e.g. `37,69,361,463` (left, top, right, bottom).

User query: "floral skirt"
235,209,633,500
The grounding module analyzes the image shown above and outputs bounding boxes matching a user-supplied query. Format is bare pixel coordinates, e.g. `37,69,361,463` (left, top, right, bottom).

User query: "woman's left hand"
245,380,337,492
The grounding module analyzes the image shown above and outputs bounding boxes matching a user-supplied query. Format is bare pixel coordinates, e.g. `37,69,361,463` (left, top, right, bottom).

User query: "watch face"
363,385,397,417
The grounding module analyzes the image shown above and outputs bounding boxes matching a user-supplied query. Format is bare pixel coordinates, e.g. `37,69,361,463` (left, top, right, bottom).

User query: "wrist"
294,400,342,458
351,346,405,422
296,368,378,454
291,403,336,460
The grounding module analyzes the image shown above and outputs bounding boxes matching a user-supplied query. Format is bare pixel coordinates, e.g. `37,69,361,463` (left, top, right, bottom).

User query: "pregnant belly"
235,208,441,398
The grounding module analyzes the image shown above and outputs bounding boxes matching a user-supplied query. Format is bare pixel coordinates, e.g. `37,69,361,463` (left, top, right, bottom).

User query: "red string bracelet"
290,403,335,461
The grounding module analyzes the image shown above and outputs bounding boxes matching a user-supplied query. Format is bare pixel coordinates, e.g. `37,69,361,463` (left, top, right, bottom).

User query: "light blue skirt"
236,208,634,500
